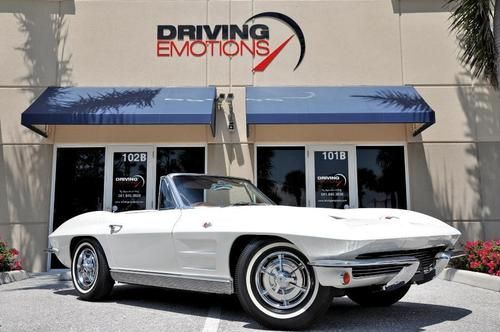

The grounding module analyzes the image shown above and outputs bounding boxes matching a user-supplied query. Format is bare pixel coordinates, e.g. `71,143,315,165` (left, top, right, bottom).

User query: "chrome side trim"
110,269,233,294
309,256,420,268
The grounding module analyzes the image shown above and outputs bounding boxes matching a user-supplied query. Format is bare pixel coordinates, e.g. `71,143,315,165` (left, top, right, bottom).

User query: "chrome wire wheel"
254,250,311,310
75,246,99,291
236,241,332,329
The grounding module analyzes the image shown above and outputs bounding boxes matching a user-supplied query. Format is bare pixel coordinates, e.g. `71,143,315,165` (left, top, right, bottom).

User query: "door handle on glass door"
109,224,123,234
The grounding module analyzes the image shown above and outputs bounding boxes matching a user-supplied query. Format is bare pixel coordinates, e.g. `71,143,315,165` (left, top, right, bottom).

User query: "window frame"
48,144,106,272
355,145,409,209
254,145,307,207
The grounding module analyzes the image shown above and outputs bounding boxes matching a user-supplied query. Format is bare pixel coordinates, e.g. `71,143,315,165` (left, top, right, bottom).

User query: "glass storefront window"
356,146,407,209
52,147,105,268
156,147,205,204
257,147,306,206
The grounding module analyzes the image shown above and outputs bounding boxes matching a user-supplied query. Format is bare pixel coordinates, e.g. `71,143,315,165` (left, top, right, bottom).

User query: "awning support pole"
24,124,48,138
412,122,433,137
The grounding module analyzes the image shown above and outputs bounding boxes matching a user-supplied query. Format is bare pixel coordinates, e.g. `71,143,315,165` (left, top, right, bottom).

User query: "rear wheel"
235,240,333,330
71,239,114,301
346,283,411,307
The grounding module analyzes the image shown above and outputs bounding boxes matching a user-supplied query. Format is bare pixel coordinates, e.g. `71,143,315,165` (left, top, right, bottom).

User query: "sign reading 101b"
321,151,346,161
314,151,349,209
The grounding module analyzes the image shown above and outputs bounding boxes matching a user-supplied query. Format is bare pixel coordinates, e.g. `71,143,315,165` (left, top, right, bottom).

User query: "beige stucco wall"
1,0,499,271
406,83,500,243
0,144,52,272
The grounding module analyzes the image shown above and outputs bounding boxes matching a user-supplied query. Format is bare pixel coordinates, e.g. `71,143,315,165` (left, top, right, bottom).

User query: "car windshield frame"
161,174,275,209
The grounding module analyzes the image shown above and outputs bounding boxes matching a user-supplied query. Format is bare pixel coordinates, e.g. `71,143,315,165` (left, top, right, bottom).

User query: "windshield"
172,175,275,207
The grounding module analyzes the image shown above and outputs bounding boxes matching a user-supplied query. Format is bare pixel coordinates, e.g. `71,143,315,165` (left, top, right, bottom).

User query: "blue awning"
246,86,435,136
21,87,217,137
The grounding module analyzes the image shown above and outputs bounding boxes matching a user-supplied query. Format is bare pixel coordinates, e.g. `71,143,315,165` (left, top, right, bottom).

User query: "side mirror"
112,205,118,213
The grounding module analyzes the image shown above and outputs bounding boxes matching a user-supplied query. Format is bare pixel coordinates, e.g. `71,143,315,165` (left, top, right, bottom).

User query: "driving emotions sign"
156,12,305,72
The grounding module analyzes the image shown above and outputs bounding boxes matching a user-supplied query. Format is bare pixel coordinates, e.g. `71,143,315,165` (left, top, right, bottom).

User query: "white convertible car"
48,174,461,330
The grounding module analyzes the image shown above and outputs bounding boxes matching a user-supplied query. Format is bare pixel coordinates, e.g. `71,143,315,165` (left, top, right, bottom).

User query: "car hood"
195,205,461,242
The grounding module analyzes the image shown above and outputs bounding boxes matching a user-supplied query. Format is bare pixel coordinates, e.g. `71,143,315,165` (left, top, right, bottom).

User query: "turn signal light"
341,272,351,285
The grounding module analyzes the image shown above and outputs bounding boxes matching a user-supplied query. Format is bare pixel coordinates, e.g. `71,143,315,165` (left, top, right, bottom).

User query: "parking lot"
0,272,498,331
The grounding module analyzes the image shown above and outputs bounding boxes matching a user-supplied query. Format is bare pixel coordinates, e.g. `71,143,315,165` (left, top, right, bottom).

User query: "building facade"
1,0,499,272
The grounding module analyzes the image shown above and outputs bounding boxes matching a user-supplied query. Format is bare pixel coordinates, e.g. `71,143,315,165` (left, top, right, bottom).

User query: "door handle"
109,224,123,234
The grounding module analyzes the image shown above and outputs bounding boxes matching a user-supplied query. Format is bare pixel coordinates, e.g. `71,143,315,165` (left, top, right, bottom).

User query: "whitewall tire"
235,240,333,330
71,239,114,301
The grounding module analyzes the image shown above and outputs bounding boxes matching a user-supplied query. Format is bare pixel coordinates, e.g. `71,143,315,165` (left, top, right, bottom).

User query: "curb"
438,268,500,292
0,270,30,285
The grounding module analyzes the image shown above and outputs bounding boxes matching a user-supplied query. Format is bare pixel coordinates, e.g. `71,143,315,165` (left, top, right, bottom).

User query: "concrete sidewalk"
0,272,498,331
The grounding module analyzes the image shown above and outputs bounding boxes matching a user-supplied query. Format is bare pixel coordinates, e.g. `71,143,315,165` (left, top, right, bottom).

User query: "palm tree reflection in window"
357,147,407,209
257,148,282,205
282,170,306,206
257,147,306,206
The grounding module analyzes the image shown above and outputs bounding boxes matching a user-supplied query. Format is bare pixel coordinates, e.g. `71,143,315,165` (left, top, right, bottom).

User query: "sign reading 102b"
121,153,147,162
321,151,346,161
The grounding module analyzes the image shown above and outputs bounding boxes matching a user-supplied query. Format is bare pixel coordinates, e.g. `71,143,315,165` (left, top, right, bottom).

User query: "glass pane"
112,152,148,212
257,147,306,206
52,147,105,268
156,147,205,206
356,146,407,209
158,179,176,210
314,150,350,209
173,175,273,207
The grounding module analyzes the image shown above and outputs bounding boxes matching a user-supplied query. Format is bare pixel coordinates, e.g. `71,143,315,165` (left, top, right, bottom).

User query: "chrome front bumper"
310,250,460,289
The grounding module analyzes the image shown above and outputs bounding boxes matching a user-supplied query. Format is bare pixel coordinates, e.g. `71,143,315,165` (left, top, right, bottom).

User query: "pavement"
0,272,498,331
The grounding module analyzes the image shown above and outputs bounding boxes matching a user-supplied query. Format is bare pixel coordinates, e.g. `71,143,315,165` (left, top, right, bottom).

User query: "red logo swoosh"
253,35,295,72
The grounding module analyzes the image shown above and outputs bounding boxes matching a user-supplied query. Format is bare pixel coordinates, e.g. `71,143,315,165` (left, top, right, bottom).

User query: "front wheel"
346,283,411,307
234,240,333,330
71,239,114,301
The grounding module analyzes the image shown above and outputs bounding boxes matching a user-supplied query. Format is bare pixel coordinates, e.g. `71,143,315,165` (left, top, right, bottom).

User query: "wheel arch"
70,236,106,263
228,235,297,280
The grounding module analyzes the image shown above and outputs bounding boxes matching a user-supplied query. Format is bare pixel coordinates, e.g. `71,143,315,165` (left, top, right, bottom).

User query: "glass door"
104,146,154,212
306,145,357,209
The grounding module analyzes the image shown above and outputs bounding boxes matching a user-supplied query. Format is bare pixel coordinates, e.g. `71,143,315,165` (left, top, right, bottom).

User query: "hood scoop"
329,215,345,220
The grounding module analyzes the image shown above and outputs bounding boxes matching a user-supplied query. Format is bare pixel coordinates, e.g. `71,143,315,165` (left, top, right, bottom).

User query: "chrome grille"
352,246,445,278
352,264,404,277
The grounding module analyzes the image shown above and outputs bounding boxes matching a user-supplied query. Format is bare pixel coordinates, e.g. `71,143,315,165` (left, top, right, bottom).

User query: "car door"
105,209,181,273
171,207,222,278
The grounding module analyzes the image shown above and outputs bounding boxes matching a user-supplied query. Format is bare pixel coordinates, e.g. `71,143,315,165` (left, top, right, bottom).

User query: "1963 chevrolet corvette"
48,174,461,330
